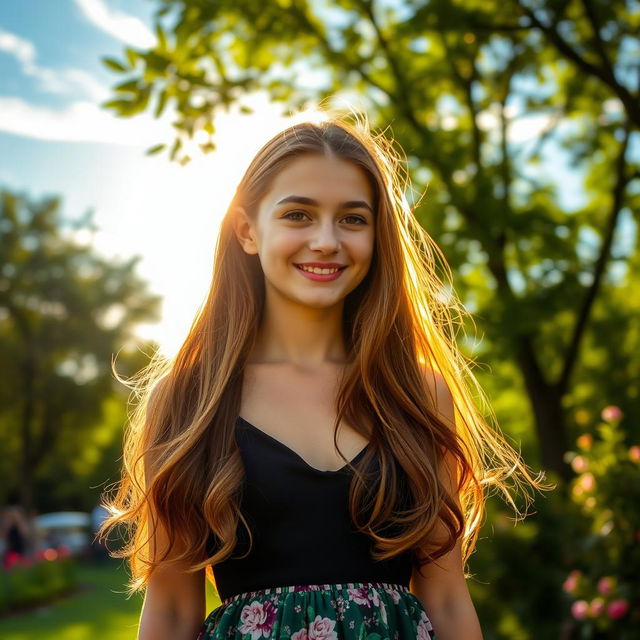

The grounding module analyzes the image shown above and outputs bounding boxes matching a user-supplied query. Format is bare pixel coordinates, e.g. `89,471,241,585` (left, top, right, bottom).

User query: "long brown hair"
98,107,552,597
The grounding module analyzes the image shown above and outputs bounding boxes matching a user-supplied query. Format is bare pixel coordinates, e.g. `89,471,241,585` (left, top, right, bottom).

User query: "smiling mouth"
294,264,347,274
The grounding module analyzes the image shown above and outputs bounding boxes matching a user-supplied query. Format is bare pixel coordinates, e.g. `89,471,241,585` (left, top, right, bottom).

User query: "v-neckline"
237,416,370,474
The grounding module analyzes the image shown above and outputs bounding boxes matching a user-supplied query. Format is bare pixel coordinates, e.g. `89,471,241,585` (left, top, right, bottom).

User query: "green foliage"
0,188,162,511
469,487,570,639
100,57,127,73
0,556,77,613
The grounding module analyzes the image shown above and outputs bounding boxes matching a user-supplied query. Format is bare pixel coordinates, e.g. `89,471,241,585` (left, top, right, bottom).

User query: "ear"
232,206,259,255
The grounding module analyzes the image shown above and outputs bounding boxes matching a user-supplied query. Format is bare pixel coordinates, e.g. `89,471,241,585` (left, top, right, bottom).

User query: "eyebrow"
275,195,374,214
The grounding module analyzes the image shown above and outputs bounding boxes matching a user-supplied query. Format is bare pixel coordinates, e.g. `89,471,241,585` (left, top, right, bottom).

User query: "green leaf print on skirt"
196,582,437,640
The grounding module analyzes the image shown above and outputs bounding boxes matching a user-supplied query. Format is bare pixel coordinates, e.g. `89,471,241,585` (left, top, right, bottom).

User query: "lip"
295,262,346,268
294,263,347,282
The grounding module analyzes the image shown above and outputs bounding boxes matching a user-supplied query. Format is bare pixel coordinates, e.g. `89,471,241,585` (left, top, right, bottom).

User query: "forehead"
261,154,374,209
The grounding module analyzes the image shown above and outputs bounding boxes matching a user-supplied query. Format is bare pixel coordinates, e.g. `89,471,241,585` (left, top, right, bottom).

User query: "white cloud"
0,27,109,101
0,97,168,145
73,0,156,48
0,29,36,66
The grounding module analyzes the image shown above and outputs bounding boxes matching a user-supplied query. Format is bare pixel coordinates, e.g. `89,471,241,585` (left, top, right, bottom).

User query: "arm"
138,456,206,640
138,563,205,640
410,369,483,640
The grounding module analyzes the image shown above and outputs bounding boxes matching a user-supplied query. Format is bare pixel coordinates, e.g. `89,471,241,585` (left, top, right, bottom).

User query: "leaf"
169,137,182,161
114,79,140,94
155,90,168,118
155,23,168,51
145,144,166,156
101,57,128,73
125,48,139,67
101,98,135,113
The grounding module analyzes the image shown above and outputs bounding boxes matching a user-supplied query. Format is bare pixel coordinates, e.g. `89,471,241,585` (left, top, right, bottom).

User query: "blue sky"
0,0,157,208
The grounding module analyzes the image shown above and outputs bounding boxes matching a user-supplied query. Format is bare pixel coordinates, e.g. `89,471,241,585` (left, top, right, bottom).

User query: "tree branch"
516,2,640,127
581,0,615,75
557,122,632,393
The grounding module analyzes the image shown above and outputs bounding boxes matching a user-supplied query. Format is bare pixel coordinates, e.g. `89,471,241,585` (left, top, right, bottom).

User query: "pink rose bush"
1,544,76,611
562,405,639,633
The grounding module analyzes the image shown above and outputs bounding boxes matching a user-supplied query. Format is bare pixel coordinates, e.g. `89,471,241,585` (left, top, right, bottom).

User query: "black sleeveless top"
210,417,413,600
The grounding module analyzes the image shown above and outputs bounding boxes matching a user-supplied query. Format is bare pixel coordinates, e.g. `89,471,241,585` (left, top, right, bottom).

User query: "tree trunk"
515,335,572,482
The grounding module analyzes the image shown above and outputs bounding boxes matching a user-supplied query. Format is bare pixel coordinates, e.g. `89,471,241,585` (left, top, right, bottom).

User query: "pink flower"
3,551,21,570
579,472,596,492
562,570,582,594
238,600,277,640
347,586,372,607
571,456,589,473
291,629,308,640
417,610,435,640
597,577,615,596
308,615,338,640
589,597,605,617
571,600,589,620
384,586,402,604
43,548,58,561
417,620,432,640
576,434,593,451
628,446,640,463
369,588,388,625
601,406,623,422
606,599,628,620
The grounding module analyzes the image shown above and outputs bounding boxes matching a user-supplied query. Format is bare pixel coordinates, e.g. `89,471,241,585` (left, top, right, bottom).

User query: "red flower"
606,599,629,620
56,545,71,558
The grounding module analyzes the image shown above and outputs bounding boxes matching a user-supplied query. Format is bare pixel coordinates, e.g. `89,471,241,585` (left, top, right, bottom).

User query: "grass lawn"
0,559,221,639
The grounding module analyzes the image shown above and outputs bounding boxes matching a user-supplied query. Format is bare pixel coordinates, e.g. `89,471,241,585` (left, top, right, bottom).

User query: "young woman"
98,111,551,640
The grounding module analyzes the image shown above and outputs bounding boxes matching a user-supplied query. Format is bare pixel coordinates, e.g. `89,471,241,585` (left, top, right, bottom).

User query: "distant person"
1,506,31,567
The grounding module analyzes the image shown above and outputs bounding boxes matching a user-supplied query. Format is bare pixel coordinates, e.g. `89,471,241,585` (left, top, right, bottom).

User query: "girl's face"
238,153,375,310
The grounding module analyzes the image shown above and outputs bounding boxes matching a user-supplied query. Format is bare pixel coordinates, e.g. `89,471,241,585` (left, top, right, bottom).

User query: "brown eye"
343,215,367,225
282,210,309,221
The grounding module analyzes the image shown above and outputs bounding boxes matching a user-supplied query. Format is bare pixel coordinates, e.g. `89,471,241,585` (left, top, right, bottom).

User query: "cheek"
352,233,375,264
260,232,301,266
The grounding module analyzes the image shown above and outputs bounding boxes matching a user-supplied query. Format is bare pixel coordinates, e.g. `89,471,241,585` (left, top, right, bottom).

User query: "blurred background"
0,1,638,638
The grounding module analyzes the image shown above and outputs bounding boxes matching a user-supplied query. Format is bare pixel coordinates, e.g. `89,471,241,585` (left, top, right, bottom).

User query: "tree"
99,0,639,481
0,188,162,511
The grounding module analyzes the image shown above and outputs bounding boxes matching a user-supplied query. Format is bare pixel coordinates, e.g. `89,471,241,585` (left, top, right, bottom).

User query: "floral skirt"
197,581,437,640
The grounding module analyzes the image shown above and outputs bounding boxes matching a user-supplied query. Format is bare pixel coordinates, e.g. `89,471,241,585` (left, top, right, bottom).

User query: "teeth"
299,265,340,274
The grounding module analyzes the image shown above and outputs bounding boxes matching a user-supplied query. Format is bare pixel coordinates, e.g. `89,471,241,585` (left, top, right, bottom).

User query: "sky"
1,1,631,359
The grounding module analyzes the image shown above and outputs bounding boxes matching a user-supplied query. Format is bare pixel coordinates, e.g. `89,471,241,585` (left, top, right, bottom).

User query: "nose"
308,220,341,253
